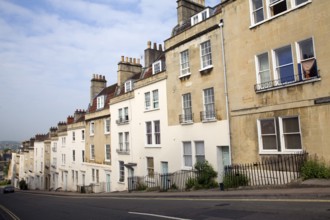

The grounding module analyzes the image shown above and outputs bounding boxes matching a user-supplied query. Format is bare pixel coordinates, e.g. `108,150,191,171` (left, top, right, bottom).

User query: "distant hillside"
0,141,21,150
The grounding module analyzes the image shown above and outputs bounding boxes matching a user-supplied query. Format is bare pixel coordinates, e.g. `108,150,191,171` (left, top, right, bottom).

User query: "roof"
87,84,117,113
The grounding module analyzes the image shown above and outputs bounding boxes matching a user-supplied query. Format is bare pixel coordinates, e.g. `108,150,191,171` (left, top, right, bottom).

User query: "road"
0,192,330,220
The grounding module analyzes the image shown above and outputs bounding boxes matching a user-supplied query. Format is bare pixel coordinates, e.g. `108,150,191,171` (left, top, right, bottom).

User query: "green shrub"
19,179,28,190
185,161,218,190
136,182,148,191
223,173,249,189
301,156,330,179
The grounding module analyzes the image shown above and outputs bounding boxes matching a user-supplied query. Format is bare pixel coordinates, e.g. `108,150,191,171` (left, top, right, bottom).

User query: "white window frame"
146,157,154,177
82,130,85,141
124,132,129,151
90,145,95,160
182,93,193,123
180,50,190,77
191,8,210,25
296,37,317,80
195,141,205,163
200,40,213,70
104,118,110,134
183,141,193,169
257,116,303,154
255,52,271,87
272,45,295,84
152,60,162,75
97,95,105,109
145,120,161,146
203,88,215,121
119,161,125,182
279,116,302,152
152,90,159,109
105,144,111,162
118,133,123,151
145,92,151,110
250,0,265,24
125,80,133,93
249,0,312,27
90,121,95,136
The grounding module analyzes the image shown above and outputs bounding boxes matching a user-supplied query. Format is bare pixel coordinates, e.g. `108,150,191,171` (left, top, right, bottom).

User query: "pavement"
16,179,330,200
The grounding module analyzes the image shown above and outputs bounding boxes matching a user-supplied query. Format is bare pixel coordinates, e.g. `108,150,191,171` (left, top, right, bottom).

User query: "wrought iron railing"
254,73,320,92
179,113,194,124
200,110,217,121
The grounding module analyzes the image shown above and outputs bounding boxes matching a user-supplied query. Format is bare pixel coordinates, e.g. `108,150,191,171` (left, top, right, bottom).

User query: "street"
0,192,330,220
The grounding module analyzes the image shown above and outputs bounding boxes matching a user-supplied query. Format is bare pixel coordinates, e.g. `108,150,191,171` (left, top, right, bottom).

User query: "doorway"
217,146,230,183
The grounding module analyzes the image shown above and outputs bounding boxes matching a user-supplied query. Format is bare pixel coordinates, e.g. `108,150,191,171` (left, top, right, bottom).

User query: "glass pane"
279,65,295,83
284,134,302,149
260,70,271,83
184,156,193,167
260,119,275,134
195,141,205,155
262,136,277,150
276,46,293,66
258,53,269,71
300,38,314,60
282,117,299,133
183,142,192,154
253,0,263,10
296,0,308,5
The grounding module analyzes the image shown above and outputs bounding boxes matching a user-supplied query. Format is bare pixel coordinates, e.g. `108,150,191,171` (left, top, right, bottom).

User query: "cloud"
0,0,218,141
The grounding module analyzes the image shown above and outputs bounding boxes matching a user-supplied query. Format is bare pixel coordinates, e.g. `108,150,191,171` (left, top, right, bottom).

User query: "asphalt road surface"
0,192,330,220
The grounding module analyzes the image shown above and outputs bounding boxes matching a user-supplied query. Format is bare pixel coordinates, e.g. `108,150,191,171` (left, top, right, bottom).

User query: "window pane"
295,0,308,5
145,92,150,109
183,142,192,167
299,38,314,60
282,117,299,133
262,136,277,150
260,119,275,134
201,41,212,68
284,134,302,149
195,141,205,163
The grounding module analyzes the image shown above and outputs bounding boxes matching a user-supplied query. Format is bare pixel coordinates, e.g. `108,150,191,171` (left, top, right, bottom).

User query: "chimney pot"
147,41,151,49
129,57,132,63
153,42,157,50
137,58,140,64
121,56,124,62
159,44,163,51
133,58,136,64
126,57,128,62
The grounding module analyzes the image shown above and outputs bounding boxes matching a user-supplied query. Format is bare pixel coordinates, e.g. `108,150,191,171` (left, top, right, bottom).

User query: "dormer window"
191,8,210,26
125,80,133,93
152,60,162,75
97,95,105,109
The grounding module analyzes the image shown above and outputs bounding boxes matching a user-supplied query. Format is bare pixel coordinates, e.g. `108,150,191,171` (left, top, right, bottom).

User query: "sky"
0,0,220,142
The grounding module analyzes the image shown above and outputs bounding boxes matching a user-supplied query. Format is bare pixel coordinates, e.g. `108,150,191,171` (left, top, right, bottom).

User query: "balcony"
254,73,320,92
179,113,194,124
116,117,129,125
200,110,218,122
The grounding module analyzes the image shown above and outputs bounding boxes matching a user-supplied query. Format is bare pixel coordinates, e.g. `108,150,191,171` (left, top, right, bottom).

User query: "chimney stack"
177,0,205,25
74,109,86,122
117,55,142,86
90,74,107,106
144,41,164,68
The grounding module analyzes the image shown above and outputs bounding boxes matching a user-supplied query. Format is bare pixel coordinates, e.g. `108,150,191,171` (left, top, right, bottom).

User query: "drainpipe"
219,19,232,165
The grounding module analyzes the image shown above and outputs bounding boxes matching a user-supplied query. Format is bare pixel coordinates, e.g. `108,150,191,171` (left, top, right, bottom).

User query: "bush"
185,161,218,190
301,156,330,179
223,173,249,189
19,179,28,190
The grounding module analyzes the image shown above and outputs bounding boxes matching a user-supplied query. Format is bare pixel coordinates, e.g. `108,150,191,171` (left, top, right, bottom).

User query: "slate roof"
88,84,117,113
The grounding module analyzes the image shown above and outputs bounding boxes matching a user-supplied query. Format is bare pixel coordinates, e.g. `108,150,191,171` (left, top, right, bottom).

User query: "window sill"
259,149,303,155
145,145,161,149
250,1,312,29
202,118,217,123
180,121,194,125
179,73,191,80
255,77,321,93
118,181,125,184
199,65,213,75
116,150,130,155
104,132,110,135
144,108,159,113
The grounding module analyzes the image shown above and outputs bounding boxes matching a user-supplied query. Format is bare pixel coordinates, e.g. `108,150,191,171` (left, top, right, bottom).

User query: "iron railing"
179,113,194,124
200,110,217,121
254,73,320,92
223,152,308,188
128,170,199,192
